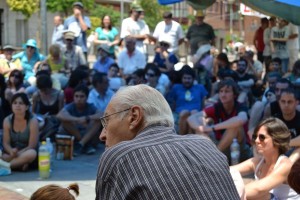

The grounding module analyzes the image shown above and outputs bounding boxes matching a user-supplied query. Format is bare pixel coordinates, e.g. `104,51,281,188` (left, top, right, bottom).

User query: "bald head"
54,16,62,26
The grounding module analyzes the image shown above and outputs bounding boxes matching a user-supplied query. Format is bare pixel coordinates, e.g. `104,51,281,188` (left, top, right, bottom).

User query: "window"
171,1,188,18
16,19,28,46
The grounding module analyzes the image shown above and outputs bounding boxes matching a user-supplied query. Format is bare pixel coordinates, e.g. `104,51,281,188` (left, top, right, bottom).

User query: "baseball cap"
73,2,84,8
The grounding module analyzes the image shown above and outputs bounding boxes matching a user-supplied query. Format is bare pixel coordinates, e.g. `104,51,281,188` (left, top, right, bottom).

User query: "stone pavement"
0,143,105,200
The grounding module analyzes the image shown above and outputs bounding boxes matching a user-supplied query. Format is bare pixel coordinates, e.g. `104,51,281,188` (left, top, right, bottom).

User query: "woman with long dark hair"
1,93,39,171
5,69,25,103
94,15,119,58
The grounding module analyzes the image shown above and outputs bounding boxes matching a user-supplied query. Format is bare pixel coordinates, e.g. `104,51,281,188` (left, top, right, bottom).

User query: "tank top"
37,91,61,115
255,155,299,200
48,56,66,73
9,114,31,150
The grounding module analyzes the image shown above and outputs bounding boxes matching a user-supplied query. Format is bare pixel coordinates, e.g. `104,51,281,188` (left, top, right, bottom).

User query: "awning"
241,0,300,25
157,0,215,10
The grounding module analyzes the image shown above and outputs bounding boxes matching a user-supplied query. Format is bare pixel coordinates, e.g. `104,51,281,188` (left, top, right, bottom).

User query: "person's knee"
21,149,37,162
179,110,190,118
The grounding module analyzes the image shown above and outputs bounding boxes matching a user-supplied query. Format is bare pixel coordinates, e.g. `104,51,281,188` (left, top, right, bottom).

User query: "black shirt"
275,111,300,139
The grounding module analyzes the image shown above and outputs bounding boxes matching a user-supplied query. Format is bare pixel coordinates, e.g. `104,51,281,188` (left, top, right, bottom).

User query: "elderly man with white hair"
95,84,240,200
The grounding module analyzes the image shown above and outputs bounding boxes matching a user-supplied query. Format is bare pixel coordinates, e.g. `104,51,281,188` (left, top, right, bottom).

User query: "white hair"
111,84,174,127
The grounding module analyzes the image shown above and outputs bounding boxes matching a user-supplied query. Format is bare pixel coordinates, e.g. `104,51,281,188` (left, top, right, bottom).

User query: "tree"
139,0,170,30
46,0,95,17
6,0,39,18
89,4,121,28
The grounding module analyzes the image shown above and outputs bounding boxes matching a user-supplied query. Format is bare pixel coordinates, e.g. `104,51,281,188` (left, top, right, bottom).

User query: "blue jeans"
281,58,289,74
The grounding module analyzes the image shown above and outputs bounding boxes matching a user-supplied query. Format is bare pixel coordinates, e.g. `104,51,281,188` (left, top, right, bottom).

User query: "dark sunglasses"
146,73,155,77
66,39,73,42
160,42,169,47
11,74,21,78
27,46,35,49
252,134,266,142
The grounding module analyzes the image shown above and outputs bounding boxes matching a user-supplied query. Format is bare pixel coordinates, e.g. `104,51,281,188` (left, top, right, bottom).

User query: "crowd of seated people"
0,11,300,199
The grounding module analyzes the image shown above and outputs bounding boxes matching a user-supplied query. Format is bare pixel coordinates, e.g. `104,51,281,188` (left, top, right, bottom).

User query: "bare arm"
2,117,14,156
187,111,206,130
290,136,300,147
88,110,103,121
75,10,88,31
262,103,271,119
94,32,109,45
18,118,39,154
214,111,248,131
230,157,257,176
31,92,39,114
245,158,292,198
58,91,64,111
238,79,255,88
56,108,80,122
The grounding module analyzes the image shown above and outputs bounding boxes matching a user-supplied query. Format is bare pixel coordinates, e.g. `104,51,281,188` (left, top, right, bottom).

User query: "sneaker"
0,167,11,176
73,143,83,157
0,159,10,168
83,145,96,155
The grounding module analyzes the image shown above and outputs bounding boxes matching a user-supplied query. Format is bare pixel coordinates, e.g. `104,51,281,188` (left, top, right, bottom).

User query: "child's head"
30,183,79,200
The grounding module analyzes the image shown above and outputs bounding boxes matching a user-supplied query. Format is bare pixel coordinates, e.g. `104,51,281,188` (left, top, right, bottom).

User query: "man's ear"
128,106,144,131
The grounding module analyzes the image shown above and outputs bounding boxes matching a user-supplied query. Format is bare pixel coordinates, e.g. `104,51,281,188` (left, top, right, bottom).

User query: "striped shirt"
96,125,240,200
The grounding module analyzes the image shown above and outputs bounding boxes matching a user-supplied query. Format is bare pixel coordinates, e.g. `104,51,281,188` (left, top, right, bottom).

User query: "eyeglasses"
27,46,35,49
66,39,73,42
146,73,156,77
100,108,131,128
160,42,169,47
252,133,266,142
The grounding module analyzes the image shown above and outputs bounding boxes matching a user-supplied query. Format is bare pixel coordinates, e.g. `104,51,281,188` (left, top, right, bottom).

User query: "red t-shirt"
204,102,249,142
64,87,74,104
255,27,265,52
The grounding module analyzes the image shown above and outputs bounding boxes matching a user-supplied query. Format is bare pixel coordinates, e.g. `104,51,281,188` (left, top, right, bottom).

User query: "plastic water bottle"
45,138,54,163
230,138,240,165
38,141,50,179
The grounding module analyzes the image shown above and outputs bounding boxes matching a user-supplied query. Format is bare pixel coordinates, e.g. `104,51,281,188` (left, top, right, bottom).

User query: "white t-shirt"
287,23,299,50
271,26,290,59
117,49,146,75
263,27,271,56
153,20,184,53
120,17,150,54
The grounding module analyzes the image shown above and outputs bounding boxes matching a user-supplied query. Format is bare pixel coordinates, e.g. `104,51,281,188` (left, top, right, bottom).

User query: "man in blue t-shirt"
57,84,102,156
167,65,207,135
64,2,91,59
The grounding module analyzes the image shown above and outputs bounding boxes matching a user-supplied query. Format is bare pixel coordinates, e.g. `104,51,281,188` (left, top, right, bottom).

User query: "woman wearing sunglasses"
231,117,299,199
5,69,25,103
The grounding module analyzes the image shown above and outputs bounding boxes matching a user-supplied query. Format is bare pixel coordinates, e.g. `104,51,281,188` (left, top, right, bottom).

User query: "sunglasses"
146,73,156,77
27,46,35,49
252,134,266,142
11,74,21,78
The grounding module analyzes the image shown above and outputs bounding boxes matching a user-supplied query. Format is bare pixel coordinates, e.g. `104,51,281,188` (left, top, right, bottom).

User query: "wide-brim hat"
25,39,37,49
64,31,75,40
97,44,110,54
131,4,144,12
3,45,16,50
195,10,205,17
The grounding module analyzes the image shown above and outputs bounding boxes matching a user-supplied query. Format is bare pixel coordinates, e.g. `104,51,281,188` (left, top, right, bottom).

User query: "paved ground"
0,143,105,200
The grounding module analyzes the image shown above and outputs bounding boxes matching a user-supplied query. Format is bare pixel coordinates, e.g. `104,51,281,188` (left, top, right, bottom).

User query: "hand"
9,148,18,158
198,125,212,133
74,8,82,18
162,51,169,58
107,42,113,47
77,117,87,125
